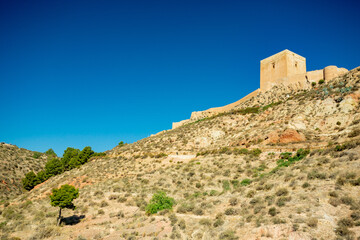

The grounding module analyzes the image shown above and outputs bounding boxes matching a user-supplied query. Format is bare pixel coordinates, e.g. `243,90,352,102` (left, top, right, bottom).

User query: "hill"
0,143,51,201
1,67,360,239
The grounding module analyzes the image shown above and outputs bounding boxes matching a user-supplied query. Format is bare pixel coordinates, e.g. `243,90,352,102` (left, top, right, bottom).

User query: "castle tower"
260,50,306,91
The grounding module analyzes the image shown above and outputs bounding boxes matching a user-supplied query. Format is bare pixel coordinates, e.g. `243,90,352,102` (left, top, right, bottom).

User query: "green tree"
61,147,80,170
118,141,125,147
36,170,49,182
68,156,81,169
49,184,79,226
45,148,57,157
22,171,40,190
78,146,94,165
145,191,175,214
45,158,63,177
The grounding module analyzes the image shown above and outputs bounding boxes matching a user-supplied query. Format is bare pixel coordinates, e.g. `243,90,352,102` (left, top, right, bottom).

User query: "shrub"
240,179,251,186
268,207,277,216
213,218,225,227
222,180,230,191
177,202,195,213
338,218,354,228
250,148,262,157
276,197,291,207
33,152,42,159
219,229,238,240
302,182,310,188
275,188,288,196
178,219,186,230
224,208,238,215
311,82,316,87
335,225,355,238
307,217,318,228
199,218,211,226
168,214,177,225
229,198,238,206
193,208,204,215
145,191,175,214
348,128,360,138
318,79,325,84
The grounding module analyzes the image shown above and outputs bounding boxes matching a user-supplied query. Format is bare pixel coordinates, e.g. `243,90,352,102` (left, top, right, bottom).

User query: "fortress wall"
324,66,348,81
190,89,261,121
172,119,191,129
306,69,324,82
171,89,261,129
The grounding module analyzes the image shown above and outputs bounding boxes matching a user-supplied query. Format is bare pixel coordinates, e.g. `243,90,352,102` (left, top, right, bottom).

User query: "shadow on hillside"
62,215,85,225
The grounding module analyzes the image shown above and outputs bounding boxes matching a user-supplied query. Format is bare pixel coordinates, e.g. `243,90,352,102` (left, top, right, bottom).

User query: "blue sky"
1,0,359,156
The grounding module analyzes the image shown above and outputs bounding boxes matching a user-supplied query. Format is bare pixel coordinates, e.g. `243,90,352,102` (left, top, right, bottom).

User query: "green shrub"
222,180,230,191
268,207,277,216
240,179,251,186
311,82,316,87
318,79,325,84
145,191,175,214
33,152,42,159
250,148,262,157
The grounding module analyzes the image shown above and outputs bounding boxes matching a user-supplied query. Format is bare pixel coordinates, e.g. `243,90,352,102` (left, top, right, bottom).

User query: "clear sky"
1,0,359,156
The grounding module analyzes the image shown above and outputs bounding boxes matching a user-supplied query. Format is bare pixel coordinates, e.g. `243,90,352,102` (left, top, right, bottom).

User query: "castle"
172,49,348,129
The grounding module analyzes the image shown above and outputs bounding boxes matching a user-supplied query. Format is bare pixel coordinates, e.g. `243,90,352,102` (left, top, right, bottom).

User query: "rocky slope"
0,143,49,201
1,67,360,240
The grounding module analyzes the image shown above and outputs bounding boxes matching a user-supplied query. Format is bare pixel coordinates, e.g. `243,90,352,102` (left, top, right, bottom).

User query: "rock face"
279,129,306,143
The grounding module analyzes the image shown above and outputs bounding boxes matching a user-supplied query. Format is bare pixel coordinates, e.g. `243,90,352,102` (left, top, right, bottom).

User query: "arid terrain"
0,143,50,201
1,67,360,240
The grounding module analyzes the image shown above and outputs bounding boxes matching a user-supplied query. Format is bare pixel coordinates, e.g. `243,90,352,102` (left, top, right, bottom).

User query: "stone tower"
260,49,306,91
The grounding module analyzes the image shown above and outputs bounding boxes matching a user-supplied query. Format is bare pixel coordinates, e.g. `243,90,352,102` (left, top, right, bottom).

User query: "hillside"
1,67,360,240
0,143,50,201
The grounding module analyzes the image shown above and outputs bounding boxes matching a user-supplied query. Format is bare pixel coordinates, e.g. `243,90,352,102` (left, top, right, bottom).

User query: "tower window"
295,62,298,67
272,63,275,69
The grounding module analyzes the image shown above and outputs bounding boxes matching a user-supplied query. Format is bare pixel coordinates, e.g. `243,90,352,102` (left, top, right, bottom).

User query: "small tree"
49,184,79,226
